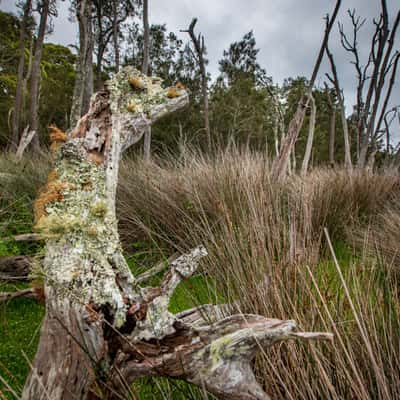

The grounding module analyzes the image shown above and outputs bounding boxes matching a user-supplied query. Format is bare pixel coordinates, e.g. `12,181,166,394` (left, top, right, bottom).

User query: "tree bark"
22,68,332,400
70,0,94,128
29,0,50,151
301,94,316,175
10,0,32,151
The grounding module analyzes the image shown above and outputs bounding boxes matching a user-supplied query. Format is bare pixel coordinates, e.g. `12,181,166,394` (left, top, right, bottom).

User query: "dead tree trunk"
29,0,50,151
10,0,32,151
325,42,352,170
325,84,336,166
21,68,331,400
182,18,211,150
271,0,341,180
301,94,316,175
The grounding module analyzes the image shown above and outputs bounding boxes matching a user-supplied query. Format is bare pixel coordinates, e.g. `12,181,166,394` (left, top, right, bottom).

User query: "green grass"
0,283,44,398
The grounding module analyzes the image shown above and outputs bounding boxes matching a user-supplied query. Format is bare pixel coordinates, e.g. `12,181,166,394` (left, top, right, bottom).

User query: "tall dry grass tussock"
117,149,400,400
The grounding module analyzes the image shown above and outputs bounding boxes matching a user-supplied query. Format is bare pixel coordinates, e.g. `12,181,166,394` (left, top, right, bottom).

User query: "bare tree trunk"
10,0,32,151
112,0,120,72
143,125,151,161
21,67,331,400
325,85,336,166
142,0,151,160
338,95,352,169
301,95,316,175
29,0,50,151
326,37,352,170
271,0,342,180
142,0,149,76
70,0,94,128
182,18,211,150
16,125,36,158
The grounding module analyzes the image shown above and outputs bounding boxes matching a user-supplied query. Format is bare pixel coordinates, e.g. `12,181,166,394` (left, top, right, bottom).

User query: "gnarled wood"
22,67,331,400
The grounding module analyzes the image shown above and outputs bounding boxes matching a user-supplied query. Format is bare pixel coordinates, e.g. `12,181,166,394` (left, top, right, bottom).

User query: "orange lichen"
49,125,67,143
127,103,137,113
166,84,185,98
49,125,67,154
88,151,105,165
128,76,146,90
33,171,68,224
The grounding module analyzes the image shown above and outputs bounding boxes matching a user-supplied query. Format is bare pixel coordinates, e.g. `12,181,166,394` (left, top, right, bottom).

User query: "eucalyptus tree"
10,0,32,150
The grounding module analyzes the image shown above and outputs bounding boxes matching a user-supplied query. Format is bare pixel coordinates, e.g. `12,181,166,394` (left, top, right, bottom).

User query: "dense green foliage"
0,10,75,148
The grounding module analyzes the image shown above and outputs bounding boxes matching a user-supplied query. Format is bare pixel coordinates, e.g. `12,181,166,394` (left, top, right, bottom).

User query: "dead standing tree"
19,67,332,400
325,34,353,170
300,94,316,175
337,5,400,167
181,18,211,150
271,0,342,180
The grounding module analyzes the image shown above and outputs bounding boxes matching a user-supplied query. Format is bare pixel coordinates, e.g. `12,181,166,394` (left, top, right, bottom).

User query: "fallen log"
0,287,41,302
21,67,332,400
0,233,44,242
0,256,31,281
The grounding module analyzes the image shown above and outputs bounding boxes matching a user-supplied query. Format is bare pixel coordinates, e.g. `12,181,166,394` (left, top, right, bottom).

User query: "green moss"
90,201,108,218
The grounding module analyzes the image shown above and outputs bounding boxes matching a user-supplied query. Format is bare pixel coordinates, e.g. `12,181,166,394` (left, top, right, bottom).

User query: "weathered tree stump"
21,67,332,400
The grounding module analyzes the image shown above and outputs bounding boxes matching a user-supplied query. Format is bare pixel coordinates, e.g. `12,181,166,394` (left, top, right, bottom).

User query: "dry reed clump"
116,149,400,399
351,192,400,268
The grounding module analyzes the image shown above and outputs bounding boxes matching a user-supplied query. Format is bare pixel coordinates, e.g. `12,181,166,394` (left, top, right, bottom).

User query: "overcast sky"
1,0,399,138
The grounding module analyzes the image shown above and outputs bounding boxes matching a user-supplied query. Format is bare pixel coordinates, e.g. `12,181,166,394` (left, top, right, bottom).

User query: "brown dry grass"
117,149,400,399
